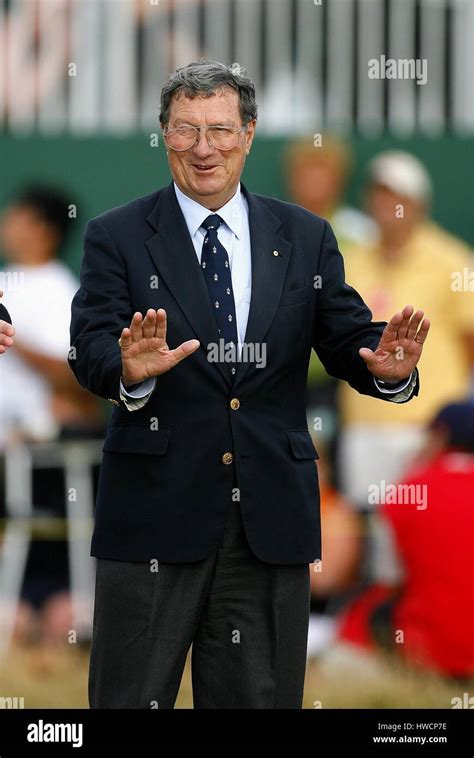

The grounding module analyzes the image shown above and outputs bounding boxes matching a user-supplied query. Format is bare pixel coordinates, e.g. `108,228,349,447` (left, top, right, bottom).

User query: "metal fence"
0,439,101,656
0,0,473,136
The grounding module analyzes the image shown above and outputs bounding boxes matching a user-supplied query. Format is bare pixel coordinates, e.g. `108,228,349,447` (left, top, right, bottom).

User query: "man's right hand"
0,288,15,354
119,308,200,388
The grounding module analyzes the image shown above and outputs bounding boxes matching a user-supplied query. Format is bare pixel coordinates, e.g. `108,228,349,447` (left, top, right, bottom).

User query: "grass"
0,642,468,710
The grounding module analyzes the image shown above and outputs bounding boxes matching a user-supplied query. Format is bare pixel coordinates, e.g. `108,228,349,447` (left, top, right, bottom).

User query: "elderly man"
0,290,14,354
69,60,429,709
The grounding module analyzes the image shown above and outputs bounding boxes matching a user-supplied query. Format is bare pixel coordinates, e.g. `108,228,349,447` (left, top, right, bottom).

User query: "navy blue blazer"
0,303,11,324
69,181,419,564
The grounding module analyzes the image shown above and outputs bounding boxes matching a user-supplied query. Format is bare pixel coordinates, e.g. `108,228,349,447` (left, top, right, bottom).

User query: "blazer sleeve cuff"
373,370,418,403
119,377,156,411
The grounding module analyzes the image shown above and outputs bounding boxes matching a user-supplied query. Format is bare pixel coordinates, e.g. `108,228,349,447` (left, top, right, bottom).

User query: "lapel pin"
272,250,280,257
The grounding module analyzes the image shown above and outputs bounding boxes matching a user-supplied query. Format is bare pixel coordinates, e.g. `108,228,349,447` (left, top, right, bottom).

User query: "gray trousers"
89,499,310,708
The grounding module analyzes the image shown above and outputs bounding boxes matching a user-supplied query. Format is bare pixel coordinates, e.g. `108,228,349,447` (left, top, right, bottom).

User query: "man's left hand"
359,304,430,383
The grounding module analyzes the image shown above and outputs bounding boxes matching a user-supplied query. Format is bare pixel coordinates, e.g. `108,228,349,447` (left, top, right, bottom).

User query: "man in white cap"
339,150,474,531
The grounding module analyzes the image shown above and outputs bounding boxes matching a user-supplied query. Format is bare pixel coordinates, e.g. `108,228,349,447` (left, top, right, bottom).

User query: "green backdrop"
1,133,472,272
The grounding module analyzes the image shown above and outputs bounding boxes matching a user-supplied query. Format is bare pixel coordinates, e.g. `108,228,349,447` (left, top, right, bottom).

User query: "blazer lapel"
145,180,293,390
145,182,230,386
233,184,293,388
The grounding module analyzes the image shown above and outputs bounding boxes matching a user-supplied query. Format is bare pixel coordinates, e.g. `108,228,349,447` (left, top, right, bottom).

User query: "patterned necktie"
200,214,238,377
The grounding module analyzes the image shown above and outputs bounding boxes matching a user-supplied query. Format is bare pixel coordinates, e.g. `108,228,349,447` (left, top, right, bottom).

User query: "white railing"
0,439,101,656
0,0,472,135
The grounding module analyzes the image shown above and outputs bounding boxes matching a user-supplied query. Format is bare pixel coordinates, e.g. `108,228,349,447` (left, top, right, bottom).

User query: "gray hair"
159,60,258,126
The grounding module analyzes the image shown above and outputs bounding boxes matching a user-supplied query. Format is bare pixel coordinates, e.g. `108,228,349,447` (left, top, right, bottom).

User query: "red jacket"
339,451,474,677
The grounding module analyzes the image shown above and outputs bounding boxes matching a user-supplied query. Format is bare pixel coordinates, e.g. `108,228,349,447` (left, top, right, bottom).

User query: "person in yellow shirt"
339,151,474,508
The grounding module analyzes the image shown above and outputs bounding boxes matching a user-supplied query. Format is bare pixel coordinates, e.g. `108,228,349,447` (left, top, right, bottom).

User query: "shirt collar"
173,181,243,240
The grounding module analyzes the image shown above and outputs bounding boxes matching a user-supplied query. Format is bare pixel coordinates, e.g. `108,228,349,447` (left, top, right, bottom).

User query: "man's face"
288,155,345,216
367,183,422,232
0,205,57,264
162,87,256,210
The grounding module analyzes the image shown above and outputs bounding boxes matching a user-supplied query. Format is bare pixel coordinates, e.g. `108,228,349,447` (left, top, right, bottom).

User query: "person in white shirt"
0,185,102,448
0,186,103,646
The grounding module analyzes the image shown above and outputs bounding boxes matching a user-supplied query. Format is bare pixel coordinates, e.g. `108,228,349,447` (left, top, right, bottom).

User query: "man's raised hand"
0,289,15,354
359,304,430,384
119,308,200,387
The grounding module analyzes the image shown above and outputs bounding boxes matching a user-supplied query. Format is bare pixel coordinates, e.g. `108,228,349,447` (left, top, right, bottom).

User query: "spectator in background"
332,401,474,680
284,134,376,252
0,185,103,646
0,185,102,447
307,442,362,659
284,136,377,472
339,152,474,518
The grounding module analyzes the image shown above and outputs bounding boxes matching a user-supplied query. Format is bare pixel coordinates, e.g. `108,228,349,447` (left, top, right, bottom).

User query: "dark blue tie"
200,214,238,377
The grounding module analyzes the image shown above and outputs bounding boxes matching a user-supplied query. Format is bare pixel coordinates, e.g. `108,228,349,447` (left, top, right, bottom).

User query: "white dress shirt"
173,180,252,348
119,183,415,410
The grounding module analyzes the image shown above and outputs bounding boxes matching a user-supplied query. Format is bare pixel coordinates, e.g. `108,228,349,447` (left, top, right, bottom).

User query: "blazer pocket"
287,430,319,459
279,283,312,307
103,425,171,456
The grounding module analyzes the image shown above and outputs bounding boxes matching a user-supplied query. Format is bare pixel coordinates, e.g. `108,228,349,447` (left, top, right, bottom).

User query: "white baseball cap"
368,151,432,203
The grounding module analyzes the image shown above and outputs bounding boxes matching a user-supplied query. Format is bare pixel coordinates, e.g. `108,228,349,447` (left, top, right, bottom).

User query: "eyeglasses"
163,124,248,152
